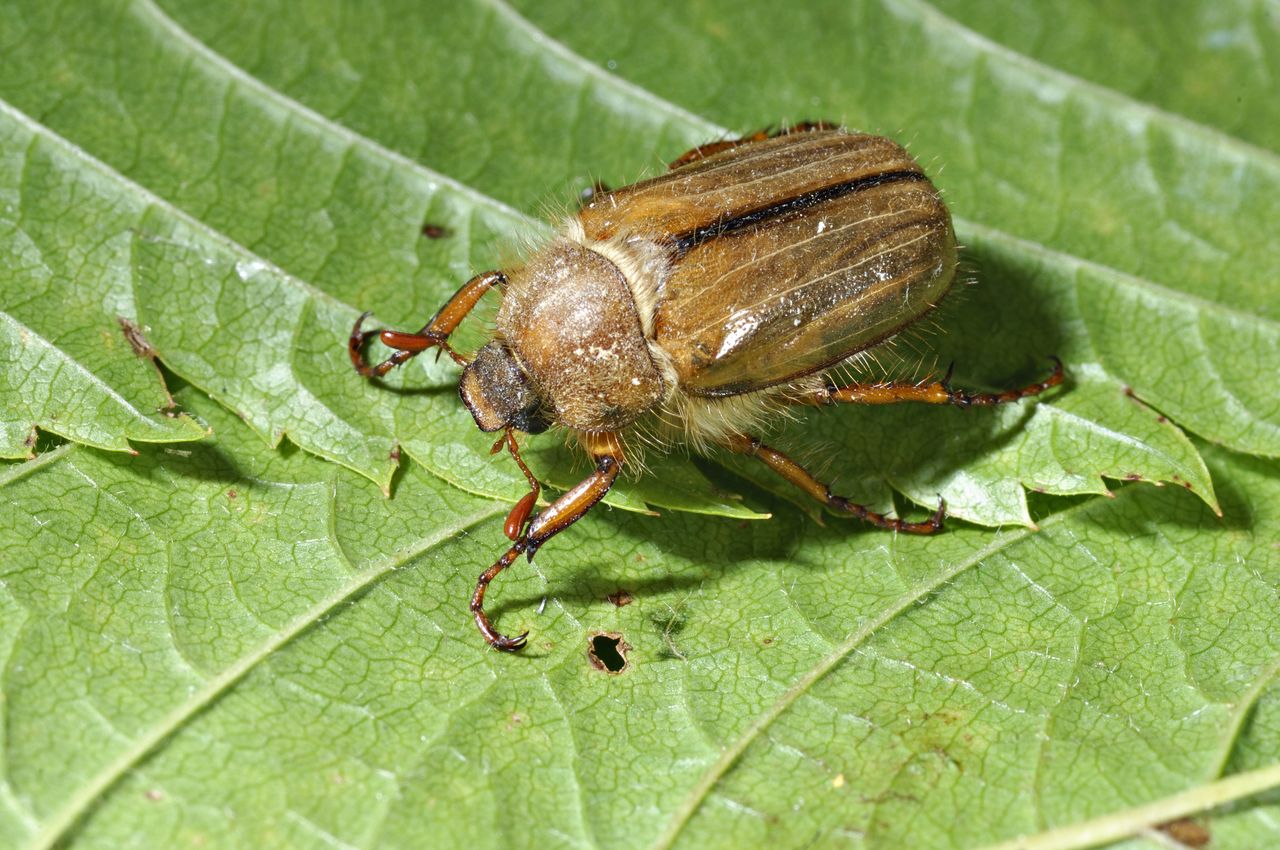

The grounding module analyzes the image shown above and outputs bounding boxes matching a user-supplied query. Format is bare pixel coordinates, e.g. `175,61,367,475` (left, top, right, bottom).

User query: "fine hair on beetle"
349,123,1064,651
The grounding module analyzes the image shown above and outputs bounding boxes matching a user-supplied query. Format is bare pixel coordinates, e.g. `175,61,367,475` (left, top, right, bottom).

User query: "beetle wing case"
580,130,957,398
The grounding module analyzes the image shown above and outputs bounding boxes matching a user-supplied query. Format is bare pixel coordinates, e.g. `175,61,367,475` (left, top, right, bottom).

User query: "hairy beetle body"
490,129,959,450
350,124,1062,651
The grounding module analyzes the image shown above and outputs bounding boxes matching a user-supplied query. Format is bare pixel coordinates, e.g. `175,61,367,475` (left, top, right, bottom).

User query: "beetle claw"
930,497,947,531
941,360,956,388
492,631,529,652
348,312,384,377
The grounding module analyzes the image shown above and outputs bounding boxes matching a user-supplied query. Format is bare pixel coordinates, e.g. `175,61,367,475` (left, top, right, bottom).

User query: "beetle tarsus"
472,541,530,652
827,493,946,535
348,312,437,378
348,312,383,377
943,356,1064,408
349,271,506,380
494,631,529,652
349,127,1066,654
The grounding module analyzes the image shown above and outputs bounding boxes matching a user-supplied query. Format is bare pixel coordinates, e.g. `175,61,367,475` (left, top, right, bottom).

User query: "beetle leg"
667,132,769,169
471,433,624,651
796,358,1064,408
778,120,839,134
348,270,506,377
722,432,945,534
667,121,839,168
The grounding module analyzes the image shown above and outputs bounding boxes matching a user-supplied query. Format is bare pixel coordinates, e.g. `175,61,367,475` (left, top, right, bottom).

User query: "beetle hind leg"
722,433,945,534
797,358,1065,408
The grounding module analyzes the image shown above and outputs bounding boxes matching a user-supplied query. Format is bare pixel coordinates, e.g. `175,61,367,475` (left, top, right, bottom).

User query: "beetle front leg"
471,433,624,651
722,433,945,534
667,121,839,168
797,358,1064,408
348,270,505,377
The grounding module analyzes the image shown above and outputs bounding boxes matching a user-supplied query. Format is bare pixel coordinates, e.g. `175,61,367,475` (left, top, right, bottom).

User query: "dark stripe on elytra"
672,169,928,254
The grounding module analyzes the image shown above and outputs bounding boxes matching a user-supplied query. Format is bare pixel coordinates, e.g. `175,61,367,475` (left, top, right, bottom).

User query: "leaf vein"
650,501,1107,848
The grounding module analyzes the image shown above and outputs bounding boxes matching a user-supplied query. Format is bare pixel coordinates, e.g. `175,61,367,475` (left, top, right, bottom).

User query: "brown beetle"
350,124,1062,651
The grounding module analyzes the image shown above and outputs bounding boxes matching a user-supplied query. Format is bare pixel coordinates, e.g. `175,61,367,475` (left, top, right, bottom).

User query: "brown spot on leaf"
421,223,451,239
118,316,176,409
606,589,633,607
1157,818,1209,848
118,316,157,359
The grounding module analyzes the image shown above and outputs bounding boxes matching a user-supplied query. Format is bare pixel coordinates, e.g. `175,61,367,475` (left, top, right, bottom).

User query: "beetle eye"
459,341,547,433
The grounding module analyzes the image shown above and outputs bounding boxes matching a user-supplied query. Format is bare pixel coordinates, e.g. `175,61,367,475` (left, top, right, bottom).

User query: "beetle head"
459,340,550,434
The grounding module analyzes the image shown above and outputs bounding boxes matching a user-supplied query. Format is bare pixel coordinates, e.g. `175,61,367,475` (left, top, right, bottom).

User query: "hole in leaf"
587,632,630,673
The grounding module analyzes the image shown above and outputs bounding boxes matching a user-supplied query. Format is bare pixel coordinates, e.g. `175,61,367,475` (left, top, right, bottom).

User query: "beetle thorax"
497,234,667,432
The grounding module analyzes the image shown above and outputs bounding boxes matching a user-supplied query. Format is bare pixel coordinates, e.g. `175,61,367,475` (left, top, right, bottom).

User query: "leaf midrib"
649,477,1280,847
486,0,1277,334
134,0,532,229
2,4,1276,849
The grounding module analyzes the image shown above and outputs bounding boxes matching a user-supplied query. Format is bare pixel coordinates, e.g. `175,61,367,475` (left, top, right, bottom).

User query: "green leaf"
925,0,1280,154
0,110,208,457
0,0,759,517
4,389,1280,850
2,2,1280,849
2,0,1269,524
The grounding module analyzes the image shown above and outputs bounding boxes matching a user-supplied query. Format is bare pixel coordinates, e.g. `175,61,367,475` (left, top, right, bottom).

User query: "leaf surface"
2,0,1271,523
2,2,1280,850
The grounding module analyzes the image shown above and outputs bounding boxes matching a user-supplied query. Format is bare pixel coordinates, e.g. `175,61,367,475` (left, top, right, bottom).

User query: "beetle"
349,123,1062,651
